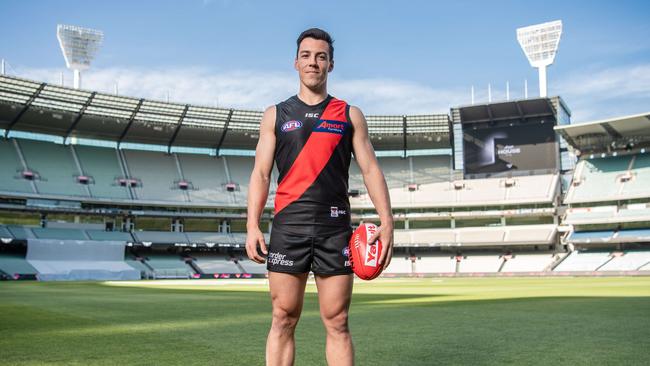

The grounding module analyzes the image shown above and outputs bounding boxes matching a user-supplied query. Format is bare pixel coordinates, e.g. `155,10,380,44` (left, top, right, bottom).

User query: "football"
348,223,384,280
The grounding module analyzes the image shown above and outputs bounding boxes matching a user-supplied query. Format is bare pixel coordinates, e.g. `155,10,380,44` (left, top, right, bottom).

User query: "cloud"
13,66,468,115
10,63,650,121
554,63,650,122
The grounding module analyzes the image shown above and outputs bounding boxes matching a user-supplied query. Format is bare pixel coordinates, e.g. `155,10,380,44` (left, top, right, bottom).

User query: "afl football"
349,223,383,280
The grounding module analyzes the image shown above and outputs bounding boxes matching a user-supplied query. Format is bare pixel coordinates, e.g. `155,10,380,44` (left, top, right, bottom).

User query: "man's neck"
297,84,328,106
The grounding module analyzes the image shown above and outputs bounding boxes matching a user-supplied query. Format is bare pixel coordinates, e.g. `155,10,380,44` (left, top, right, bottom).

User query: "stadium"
1,7,650,366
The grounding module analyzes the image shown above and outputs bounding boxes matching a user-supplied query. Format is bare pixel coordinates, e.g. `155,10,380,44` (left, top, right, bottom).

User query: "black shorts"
266,226,353,275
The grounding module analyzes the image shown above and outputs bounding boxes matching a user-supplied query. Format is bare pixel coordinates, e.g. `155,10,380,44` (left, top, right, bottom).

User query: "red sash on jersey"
274,98,348,214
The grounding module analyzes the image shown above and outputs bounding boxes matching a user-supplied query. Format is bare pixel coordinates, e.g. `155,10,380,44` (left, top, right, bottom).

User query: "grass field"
1,277,650,365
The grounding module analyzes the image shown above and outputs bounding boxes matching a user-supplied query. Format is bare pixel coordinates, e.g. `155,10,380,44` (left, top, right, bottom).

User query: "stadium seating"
224,156,254,205
17,139,88,197
125,255,153,278
458,254,503,273
176,153,231,204
415,255,457,273
553,251,612,271
122,149,185,202
142,254,194,278
85,230,134,242
31,228,88,240
0,138,34,194
0,253,38,276
132,231,189,245
598,251,650,271
353,174,558,208
410,155,452,184
621,154,650,197
192,253,241,274
238,259,267,274
500,253,556,272
0,225,14,241
6,225,36,240
567,230,614,244
383,257,412,274
74,145,131,200
565,154,650,204
396,225,556,246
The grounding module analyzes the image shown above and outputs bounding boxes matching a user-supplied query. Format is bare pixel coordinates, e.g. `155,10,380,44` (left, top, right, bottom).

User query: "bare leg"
315,274,354,366
266,271,309,366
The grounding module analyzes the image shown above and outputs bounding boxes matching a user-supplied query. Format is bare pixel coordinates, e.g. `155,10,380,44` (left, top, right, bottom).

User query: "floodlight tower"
516,20,562,98
56,24,104,89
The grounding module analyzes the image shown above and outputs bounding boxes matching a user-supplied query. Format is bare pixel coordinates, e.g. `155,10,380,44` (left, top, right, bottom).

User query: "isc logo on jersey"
281,120,302,132
314,120,347,135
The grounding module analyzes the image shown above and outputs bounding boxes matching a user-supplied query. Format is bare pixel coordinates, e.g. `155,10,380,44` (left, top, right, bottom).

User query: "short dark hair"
296,28,334,60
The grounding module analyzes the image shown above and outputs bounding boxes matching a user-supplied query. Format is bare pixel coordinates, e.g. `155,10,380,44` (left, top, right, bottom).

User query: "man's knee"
271,307,301,335
322,310,350,335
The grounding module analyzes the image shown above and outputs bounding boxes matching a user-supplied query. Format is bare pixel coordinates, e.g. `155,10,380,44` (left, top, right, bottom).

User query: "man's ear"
294,58,299,71
328,60,334,73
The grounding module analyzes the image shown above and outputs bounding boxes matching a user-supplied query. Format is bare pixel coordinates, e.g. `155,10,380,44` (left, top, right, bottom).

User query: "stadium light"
56,24,104,89
516,20,562,98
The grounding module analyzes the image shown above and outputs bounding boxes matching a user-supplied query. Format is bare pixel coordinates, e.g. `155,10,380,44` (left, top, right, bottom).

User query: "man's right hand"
245,227,268,264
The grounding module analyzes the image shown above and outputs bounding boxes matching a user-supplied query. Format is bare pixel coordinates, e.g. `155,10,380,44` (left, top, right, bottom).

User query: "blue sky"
1,0,649,122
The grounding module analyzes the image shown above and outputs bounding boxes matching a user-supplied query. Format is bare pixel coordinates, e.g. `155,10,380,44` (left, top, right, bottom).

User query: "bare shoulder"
348,105,367,129
260,105,277,131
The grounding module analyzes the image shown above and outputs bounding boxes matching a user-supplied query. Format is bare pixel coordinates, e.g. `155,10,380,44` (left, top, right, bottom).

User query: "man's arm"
245,105,276,264
349,106,394,270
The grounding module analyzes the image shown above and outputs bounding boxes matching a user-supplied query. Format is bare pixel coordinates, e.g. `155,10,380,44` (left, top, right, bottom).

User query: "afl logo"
342,247,350,257
281,120,303,132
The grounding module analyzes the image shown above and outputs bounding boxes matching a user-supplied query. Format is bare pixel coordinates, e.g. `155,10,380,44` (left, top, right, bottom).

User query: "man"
246,28,394,366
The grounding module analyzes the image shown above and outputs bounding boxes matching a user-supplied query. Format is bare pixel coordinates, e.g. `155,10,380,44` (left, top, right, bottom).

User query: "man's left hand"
367,221,394,271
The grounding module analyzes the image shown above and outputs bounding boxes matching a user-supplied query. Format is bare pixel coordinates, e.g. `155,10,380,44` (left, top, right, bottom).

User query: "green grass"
1,277,650,365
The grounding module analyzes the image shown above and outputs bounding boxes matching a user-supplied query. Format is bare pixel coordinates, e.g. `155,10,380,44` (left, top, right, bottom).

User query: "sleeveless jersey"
272,95,353,236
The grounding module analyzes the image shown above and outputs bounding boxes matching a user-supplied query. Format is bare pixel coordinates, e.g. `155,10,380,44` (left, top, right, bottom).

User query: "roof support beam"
4,82,46,138
485,105,494,123
117,98,144,148
167,104,190,154
215,109,234,157
402,115,408,158
64,91,96,143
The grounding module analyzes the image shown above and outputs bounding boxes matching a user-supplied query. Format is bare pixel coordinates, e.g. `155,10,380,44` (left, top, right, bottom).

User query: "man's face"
295,37,333,90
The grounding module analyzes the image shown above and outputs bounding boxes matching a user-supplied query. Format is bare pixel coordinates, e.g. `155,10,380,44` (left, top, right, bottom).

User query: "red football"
348,223,383,280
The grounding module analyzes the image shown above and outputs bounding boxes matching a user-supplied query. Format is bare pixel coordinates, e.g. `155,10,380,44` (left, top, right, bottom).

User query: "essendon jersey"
273,95,353,236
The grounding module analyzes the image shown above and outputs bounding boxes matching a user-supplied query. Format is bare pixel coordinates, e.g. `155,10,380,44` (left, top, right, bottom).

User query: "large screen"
462,121,557,176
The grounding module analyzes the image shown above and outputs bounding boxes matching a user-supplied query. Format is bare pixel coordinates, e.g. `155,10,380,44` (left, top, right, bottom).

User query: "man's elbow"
361,163,384,181
252,168,271,185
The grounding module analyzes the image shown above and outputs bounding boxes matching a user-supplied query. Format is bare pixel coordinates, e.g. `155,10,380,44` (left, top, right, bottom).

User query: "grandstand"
1,73,649,280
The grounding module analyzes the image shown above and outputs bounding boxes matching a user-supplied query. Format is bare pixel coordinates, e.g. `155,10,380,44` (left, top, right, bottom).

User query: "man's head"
295,28,334,91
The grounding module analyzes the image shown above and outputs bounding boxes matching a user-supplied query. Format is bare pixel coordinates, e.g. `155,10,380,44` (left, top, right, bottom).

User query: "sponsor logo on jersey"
281,120,303,133
305,112,320,118
342,247,350,257
314,119,347,135
268,252,294,267
364,224,378,267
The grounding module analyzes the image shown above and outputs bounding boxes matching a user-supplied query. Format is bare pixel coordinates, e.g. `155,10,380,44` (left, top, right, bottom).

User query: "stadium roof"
0,75,451,152
555,112,650,153
450,96,568,125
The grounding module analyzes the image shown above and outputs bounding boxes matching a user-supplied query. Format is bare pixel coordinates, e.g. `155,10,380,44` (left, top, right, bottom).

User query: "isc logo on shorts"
281,120,302,132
